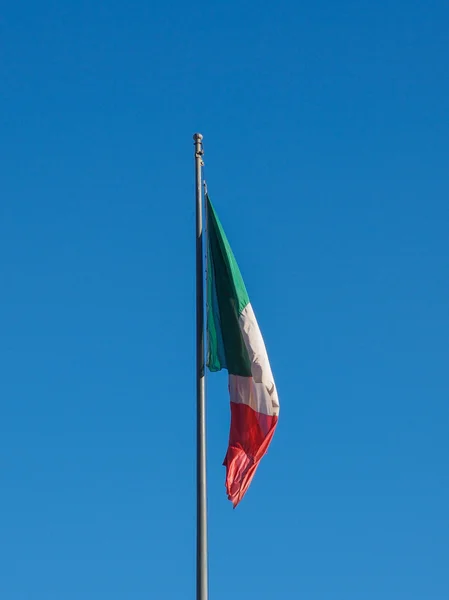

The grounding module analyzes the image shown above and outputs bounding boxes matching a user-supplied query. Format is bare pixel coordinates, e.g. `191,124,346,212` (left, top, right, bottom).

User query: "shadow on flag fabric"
206,195,280,507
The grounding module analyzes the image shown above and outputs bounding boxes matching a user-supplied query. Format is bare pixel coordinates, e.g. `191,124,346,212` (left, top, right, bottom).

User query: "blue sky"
1,1,448,598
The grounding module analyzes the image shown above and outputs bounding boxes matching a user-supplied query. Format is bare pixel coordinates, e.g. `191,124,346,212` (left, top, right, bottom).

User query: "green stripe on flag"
206,196,252,377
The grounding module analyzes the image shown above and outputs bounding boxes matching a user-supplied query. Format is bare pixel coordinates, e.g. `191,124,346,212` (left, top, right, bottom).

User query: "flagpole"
194,132,208,600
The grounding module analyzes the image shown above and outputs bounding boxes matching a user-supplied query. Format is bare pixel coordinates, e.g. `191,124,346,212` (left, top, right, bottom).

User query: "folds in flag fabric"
206,195,280,507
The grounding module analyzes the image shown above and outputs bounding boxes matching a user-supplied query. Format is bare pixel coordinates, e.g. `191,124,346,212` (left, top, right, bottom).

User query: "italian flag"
206,195,280,507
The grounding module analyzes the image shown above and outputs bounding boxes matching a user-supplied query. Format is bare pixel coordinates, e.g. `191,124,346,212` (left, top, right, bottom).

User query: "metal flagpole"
193,133,208,600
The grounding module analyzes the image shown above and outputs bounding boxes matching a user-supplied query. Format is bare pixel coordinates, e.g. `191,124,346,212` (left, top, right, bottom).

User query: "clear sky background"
1,1,448,599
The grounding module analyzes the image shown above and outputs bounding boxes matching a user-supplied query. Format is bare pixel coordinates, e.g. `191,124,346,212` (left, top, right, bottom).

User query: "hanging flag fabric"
206,195,280,507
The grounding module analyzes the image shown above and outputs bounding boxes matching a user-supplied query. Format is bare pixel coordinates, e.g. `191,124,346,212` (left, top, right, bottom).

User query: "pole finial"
194,133,204,165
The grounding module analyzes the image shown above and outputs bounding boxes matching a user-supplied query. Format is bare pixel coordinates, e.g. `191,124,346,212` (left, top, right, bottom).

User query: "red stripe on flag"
223,402,278,507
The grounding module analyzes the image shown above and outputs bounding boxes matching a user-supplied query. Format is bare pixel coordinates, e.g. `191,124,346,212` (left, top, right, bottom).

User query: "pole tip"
193,133,203,142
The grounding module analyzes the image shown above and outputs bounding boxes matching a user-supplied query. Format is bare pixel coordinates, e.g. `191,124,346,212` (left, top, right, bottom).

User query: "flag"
206,195,280,507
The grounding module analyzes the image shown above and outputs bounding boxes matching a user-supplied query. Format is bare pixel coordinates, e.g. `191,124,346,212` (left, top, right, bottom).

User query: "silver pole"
193,132,208,600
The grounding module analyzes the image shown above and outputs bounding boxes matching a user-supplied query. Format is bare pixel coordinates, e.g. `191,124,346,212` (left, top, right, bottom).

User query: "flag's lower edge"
223,401,278,507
